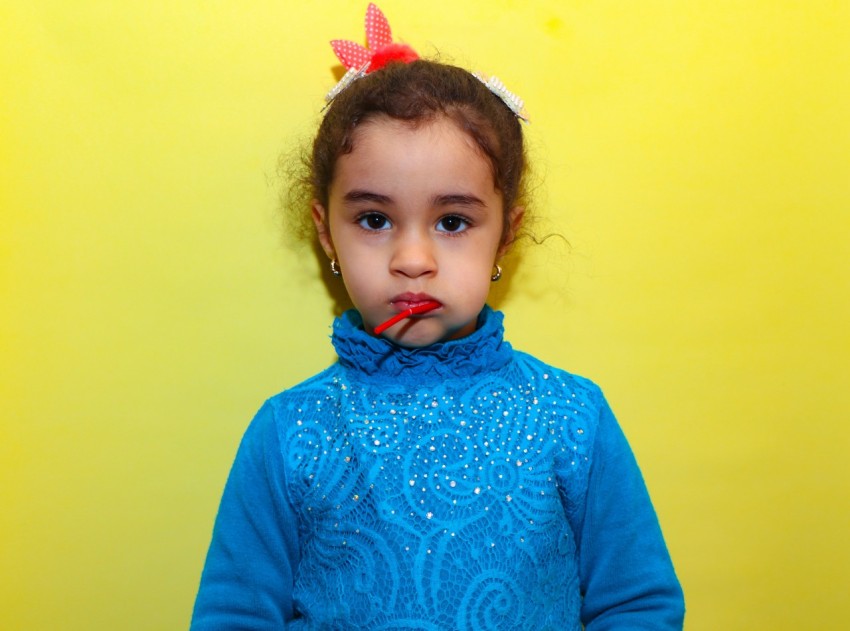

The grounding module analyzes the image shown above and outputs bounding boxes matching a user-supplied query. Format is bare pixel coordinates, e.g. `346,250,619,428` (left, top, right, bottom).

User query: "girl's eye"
357,213,391,231
436,215,470,233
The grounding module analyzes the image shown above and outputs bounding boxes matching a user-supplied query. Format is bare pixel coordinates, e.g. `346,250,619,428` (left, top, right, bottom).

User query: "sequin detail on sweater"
273,308,598,629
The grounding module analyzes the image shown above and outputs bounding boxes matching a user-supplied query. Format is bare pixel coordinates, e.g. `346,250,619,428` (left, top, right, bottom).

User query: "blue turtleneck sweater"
192,308,684,629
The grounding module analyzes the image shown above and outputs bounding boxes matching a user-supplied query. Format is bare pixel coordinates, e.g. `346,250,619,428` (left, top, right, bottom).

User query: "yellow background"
2,1,848,629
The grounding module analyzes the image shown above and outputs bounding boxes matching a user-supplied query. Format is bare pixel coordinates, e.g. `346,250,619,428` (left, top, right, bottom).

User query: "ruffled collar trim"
331,306,513,384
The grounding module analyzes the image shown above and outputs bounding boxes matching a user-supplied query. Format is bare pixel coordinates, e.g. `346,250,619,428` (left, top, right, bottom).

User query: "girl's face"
313,115,522,348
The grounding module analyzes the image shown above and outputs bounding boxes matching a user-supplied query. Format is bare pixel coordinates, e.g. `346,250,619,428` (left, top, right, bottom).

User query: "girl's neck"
331,306,513,386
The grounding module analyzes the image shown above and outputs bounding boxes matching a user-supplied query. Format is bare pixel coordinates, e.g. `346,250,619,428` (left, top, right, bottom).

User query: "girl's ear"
311,201,336,260
498,206,525,258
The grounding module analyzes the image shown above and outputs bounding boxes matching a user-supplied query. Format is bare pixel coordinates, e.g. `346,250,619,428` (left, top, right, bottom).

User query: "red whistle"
374,301,441,335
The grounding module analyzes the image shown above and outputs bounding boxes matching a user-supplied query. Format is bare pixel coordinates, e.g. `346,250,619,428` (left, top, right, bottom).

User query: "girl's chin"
378,321,478,348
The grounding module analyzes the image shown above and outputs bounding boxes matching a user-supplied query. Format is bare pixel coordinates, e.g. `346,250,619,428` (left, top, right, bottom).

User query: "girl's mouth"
390,293,441,312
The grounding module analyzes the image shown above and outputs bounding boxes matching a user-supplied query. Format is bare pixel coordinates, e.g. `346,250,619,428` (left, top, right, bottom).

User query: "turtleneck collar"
331,306,513,385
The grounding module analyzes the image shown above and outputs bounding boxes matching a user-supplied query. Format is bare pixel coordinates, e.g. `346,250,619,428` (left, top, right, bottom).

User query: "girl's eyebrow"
434,194,486,208
343,190,487,208
343,190,393,204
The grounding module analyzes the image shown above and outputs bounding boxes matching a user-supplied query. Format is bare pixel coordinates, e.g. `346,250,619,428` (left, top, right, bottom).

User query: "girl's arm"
191,401,300,630
577,401,685,630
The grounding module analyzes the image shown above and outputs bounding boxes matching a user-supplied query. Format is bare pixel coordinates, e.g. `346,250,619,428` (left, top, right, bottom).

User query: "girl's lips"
390,294,441,312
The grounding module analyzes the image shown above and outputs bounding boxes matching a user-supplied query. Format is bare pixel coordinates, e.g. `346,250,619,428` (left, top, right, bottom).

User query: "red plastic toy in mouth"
374,300,441,335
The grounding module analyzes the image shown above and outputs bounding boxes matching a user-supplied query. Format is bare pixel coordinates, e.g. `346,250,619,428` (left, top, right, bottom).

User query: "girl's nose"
390,232,437,278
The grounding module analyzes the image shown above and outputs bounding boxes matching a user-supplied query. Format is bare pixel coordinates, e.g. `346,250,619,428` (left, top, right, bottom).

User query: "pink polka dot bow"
330,3,419,74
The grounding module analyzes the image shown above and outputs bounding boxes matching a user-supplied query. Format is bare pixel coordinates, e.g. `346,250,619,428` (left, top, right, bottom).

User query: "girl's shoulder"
510,349,607,410
262,362,345,412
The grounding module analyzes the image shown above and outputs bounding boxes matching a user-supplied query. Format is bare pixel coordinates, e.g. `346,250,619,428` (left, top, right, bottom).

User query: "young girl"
192,6,684,629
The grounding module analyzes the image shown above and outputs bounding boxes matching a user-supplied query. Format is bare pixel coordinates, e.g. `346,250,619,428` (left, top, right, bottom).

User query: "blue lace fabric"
279,307,595,629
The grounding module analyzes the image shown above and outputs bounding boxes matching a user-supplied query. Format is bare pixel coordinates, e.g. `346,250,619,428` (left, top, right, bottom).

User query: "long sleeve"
578,401,685,630
191,401,301,630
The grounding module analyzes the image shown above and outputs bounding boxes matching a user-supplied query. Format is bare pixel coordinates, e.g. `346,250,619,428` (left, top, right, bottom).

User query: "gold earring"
330,259,341,276
491,264,502,282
